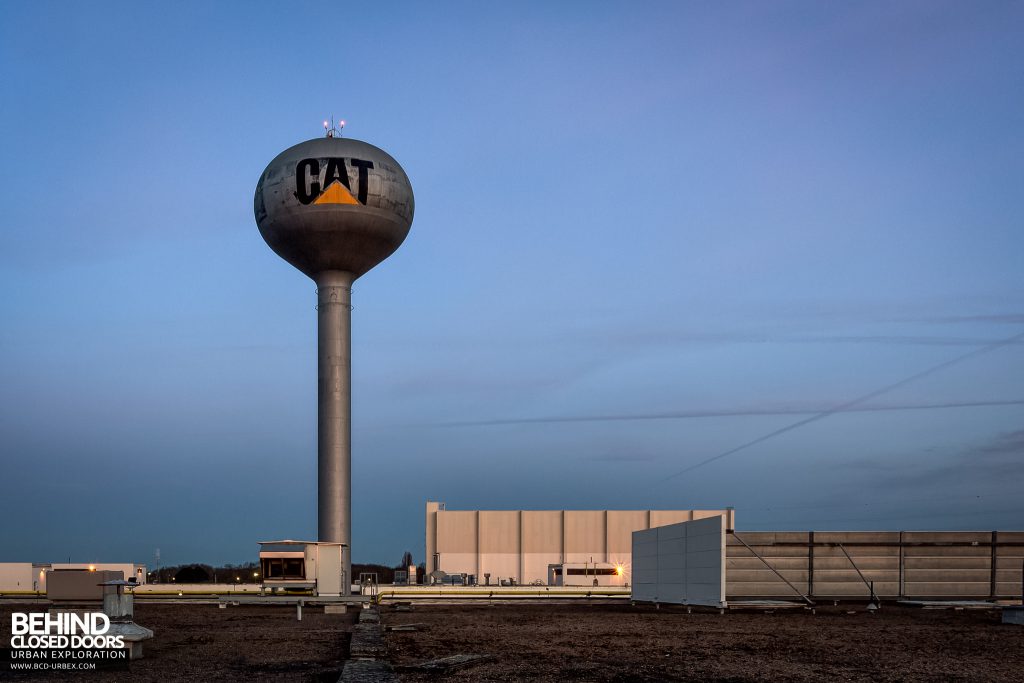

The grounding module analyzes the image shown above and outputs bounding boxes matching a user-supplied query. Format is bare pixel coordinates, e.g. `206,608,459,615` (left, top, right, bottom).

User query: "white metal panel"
0,563,36,592
316,545,344,596
630,515,726,607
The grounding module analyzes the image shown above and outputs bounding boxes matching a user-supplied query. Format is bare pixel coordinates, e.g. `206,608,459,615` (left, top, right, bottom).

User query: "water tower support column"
316,269,353,595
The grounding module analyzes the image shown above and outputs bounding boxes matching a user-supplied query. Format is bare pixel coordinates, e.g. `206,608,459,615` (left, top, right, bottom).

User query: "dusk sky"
2,1,1022,568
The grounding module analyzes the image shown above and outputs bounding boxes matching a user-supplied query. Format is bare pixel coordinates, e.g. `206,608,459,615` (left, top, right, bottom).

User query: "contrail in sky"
661,330,1024,481
437,399,1024,427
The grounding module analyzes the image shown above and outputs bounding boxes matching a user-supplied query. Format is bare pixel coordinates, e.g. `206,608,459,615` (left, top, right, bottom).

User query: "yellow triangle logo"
314,181,359,205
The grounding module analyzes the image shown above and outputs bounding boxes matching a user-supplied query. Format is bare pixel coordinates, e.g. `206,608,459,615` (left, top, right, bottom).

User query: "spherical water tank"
254,137,414,279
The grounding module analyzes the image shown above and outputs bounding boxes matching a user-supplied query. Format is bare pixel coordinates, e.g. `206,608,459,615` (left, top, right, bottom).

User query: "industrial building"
425,501,735,585
0,563,147,595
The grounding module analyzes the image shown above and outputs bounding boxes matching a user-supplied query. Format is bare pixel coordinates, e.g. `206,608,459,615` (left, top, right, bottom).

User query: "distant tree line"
350,550,425,584
150,551,426,584
150,562,259,584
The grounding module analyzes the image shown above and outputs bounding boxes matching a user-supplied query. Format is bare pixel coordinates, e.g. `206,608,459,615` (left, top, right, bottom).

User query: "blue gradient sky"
1,1,1022,567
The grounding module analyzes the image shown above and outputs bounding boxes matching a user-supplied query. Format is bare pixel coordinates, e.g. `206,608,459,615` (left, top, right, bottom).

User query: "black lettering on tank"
323,158,352,191
294,159,321,204
348,159,375,204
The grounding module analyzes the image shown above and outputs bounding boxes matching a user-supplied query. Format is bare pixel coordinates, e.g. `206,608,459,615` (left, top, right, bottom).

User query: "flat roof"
257,540,348,547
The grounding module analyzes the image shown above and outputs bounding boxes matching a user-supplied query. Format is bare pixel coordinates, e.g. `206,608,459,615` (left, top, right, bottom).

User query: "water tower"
254,128,414,594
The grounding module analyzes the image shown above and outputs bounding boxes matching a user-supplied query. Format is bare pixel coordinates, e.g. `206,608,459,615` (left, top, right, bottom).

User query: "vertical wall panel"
522,511,563,586
631,516,726,607
478,511,519,582
564,511,606,564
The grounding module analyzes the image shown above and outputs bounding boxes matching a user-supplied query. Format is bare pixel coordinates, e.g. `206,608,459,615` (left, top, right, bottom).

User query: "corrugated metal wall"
426,502,735,585
726,531,1024,600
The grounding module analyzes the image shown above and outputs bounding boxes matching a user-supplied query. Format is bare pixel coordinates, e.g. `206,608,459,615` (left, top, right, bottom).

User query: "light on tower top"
324,116,345,138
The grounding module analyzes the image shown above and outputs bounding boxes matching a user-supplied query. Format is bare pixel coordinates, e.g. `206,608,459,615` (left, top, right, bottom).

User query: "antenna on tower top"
323,116,346,138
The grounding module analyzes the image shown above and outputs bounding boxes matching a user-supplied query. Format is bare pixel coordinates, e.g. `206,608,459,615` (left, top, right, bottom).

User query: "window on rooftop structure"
283,559,305,578
262,559,281,578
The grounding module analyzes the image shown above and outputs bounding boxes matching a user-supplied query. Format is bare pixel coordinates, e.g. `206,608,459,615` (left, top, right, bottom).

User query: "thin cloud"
900,313,1024,325
872,429,1024,491
394,325,1024,353
583,452,660,463
786,334,1024,346
975,429,1024,456
659,330,1024,482
739,505,1024,529
437,399,1024,428
576,329,1024,349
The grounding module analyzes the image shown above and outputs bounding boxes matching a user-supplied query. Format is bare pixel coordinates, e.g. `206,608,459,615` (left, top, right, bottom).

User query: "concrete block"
904,582,992,597
814,532,900,544
342,658,398,682
727,557,808,571
903,546,991,558
812,546,900,558
994,582,1024,598
904,569,990,582
902,531,992,543
996,558,1024,570
728,545,812,558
